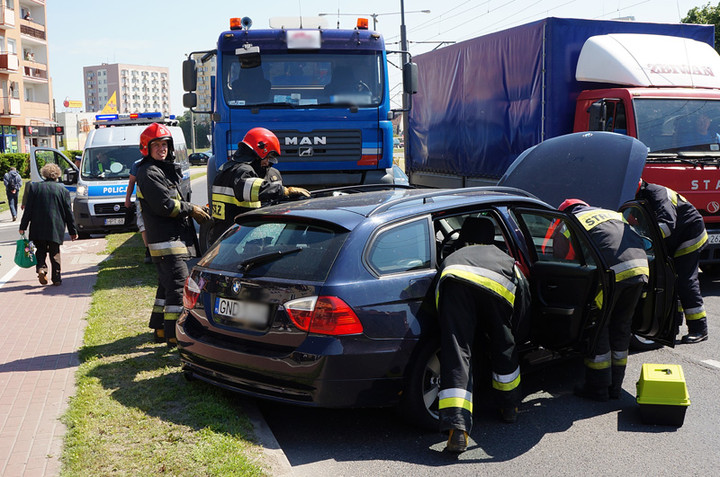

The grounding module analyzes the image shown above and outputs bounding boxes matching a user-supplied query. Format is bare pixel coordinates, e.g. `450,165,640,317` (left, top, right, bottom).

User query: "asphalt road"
260,275,720,477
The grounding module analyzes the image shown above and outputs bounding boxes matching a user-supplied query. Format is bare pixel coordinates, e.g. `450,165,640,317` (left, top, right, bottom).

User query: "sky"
46,0,712,116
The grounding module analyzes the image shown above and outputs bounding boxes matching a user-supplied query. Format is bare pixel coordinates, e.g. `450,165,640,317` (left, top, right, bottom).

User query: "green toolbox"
636,363,690,427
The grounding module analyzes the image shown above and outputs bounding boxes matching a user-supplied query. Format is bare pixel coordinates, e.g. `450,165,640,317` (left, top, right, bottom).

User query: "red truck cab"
572,34,720,270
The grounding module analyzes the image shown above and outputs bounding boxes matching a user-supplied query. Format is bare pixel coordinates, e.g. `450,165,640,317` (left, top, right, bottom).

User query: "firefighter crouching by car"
558,199,649,402
208,127,310,245
636,180,708,344
135,123,211,347
435,244,530,453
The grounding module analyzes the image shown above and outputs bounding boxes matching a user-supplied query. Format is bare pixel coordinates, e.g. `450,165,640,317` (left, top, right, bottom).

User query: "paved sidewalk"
0,215,107,477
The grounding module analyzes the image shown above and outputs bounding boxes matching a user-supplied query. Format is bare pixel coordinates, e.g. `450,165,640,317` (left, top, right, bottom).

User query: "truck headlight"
75,184,88,197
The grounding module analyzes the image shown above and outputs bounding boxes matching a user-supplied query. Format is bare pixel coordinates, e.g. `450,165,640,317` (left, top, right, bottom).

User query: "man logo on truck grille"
299,146,314,157
708,201,719,214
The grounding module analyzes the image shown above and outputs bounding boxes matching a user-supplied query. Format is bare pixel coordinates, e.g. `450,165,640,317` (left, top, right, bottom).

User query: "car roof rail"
368,185,541,216
310,183,415,198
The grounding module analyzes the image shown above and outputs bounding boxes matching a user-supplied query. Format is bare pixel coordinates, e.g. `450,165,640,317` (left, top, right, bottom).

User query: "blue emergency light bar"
94,112,174,122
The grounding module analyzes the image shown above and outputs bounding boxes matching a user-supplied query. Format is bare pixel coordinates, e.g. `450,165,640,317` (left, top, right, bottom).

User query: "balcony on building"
23,64,47,82
19,19,46,45
0,52,19,72
0,4,16,29
0,95,22,116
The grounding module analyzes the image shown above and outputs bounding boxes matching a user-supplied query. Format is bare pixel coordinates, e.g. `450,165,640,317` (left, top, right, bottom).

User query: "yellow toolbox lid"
636,364,690,406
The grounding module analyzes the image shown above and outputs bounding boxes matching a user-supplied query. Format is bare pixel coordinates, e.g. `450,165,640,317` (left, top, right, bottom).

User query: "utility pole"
400,0,409,153
190,110,196,153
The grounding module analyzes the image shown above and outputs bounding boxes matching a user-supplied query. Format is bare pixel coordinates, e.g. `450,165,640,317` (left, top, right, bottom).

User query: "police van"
29,113,191,238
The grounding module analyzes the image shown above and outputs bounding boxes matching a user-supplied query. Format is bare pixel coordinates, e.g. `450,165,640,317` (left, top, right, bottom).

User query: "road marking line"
701,359,720,369
0,264,20,288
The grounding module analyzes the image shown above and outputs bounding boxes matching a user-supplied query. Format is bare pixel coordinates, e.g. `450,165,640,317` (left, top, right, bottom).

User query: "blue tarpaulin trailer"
407,17,714,188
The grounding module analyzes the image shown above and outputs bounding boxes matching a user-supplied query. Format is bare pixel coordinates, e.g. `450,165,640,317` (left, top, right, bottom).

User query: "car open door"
511,207,614,353
620,201,677,346
30,147,79,197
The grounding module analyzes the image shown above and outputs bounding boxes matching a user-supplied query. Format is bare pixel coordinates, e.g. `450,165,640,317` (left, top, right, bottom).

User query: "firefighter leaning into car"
558,199,649,402
636,180,709,344
208,127,310,244
435,244,530,453
135,122,211,347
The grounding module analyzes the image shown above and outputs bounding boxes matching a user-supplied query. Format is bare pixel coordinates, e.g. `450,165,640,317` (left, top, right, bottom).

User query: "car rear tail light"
183,276,201,310
284,296,363,335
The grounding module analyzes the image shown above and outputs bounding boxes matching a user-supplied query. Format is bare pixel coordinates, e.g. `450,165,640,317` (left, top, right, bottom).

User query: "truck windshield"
222,51,384,108
81,146,141,180
634,98,720,152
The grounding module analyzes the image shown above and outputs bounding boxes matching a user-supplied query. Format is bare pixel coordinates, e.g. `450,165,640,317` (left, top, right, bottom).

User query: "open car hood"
498,132,647,211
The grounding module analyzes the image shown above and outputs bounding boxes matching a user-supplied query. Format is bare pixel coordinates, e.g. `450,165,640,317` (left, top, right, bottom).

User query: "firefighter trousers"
584,276,645,391
437,279,520,433
149,255,189,344
674,249,707,333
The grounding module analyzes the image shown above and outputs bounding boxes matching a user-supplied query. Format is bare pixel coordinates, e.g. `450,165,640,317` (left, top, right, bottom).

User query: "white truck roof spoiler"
576,33,720,89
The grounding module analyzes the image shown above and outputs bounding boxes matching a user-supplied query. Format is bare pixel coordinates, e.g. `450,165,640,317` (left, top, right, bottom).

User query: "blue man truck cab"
29,113,190,238
182,16,417,194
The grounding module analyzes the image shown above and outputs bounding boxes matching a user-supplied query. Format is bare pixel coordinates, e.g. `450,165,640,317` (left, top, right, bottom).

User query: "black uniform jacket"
135,156,197,259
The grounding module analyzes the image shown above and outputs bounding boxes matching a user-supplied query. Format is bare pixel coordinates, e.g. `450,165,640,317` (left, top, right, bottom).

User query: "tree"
682,2,720,54
177,111,211,150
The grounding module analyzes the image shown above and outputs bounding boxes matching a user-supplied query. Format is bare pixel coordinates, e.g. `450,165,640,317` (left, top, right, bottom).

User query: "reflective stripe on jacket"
572,205,649,283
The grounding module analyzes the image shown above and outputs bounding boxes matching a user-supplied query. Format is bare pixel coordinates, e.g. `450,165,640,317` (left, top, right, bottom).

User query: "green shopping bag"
14,235,37,268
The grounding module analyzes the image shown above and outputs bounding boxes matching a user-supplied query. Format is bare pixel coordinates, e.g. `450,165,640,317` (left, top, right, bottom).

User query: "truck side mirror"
183,59,197,92
183,92,197,109
403,62,418,95
587,100,607,131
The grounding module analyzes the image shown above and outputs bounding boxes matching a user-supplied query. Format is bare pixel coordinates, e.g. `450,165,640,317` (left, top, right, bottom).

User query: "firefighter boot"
164,320,178,348
446,429,469,453
608,365,626,400
682,317,708,344
574,367,610,402
153,328,165,343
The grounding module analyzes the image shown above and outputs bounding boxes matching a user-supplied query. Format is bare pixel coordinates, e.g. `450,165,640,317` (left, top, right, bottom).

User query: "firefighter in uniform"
636,180,709,343
558,199,649,401
208,127,310,245
436,244,530,453
135,122,210,346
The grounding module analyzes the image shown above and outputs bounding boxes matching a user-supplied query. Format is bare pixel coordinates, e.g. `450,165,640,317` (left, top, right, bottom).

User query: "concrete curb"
240,397,294,476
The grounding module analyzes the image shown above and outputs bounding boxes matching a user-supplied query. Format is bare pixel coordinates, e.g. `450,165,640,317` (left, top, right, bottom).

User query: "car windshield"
222,51,384,108
81,146,141,180
199,220,349,281
634,98,720,152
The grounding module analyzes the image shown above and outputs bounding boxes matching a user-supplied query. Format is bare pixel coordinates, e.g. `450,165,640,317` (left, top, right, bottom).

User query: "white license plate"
214,297,269,328
105,217,125,225
708,234,720,244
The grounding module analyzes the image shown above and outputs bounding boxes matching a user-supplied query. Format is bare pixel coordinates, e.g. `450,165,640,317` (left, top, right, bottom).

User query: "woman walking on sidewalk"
18,164,78,285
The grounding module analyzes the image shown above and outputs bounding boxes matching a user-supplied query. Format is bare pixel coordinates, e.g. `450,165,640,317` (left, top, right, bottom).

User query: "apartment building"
0,0,57,153
83,63,170,115
195,55,215,112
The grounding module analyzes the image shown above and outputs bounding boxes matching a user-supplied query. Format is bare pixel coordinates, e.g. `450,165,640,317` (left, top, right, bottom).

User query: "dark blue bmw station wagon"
177,133,677,429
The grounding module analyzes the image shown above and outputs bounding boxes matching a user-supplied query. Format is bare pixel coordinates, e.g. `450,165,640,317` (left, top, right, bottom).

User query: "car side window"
512,210,596,266
367,218,432,275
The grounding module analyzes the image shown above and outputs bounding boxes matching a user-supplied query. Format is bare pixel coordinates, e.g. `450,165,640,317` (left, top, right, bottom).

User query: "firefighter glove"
284,187,311,198
190,204,211,224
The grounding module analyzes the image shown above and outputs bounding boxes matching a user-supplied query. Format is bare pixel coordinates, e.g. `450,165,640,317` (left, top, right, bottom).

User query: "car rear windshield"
199,220,349,281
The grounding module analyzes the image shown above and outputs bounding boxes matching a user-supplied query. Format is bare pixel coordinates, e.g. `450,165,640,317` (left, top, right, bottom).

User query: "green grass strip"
61,232,266,476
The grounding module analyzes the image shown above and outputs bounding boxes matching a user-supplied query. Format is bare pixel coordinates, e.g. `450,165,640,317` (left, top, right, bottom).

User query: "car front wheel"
398,337,441,431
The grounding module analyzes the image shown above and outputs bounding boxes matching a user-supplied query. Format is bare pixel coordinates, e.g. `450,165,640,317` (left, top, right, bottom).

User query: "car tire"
398,337,441,431
198,220,217,255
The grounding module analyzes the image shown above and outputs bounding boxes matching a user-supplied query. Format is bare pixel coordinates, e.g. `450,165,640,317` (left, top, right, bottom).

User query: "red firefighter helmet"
558,198,589,212
242,127,281,161
140,122,174,156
